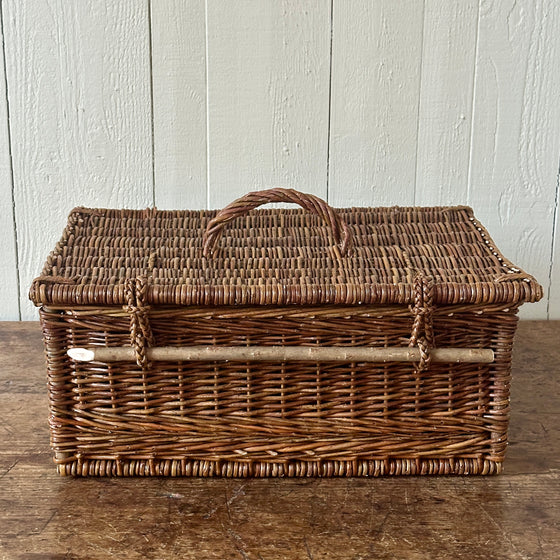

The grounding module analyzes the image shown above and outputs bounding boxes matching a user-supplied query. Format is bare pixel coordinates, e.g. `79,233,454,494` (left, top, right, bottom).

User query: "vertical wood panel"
468,0,560,319
0,13,19,320
0,0,557,321
206,0,331,209
548,179,560,319
415,0,478,206
152,0,207,210
3,0,154,320
328,0,424,208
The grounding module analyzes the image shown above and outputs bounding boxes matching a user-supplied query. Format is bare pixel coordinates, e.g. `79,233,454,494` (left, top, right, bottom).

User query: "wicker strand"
124,277,154,369
409,275,435,371
202,188,353,257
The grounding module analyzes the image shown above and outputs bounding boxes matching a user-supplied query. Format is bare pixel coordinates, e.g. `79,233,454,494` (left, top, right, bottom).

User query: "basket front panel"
40,304,517,474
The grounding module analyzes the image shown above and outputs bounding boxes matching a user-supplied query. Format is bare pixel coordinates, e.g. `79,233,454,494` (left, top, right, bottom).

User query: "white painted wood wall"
1,0,559,320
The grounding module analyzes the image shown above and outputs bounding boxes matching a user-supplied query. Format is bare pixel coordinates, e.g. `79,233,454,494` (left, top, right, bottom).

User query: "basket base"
57,457,502,477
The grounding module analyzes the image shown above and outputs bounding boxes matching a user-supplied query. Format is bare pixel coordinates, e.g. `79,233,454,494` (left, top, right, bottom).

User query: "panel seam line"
466,0,482,205
148,0,156,206
204,0,210,209
413,0,427,206
546,159,560,319
0,1,21,320
326,0,334,203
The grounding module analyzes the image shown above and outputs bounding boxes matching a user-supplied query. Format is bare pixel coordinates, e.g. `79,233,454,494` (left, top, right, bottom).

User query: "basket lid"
29,188,542,308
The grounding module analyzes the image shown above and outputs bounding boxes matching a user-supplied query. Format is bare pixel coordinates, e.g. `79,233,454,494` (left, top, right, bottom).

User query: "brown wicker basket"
30,188,542,477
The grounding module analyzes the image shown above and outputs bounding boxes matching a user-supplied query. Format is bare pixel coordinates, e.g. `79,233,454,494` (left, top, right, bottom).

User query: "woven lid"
29,188,542,308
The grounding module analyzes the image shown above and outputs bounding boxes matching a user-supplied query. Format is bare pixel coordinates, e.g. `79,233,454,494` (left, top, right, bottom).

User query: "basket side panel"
40,308,80,467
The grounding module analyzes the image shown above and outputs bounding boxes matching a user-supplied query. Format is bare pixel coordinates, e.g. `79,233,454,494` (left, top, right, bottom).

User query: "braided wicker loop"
202,188,353,257
409,274,435,371
124,277,155,369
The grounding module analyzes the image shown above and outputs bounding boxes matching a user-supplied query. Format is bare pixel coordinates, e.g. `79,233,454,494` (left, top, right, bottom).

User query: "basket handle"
202,188,353,257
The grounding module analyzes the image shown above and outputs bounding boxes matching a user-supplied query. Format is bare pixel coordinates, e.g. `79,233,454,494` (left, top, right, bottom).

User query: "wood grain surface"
151,0,207,210
328,0,424,208
1,1,560,321
206,0,331,208
467,0,560,320
0,13,19,321
551,214,560,319
414,0,478,206
2,0,154,320
0,321,558,559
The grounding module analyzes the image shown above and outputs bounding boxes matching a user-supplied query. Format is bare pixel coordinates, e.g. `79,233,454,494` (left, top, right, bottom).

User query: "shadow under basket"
30,188,542,476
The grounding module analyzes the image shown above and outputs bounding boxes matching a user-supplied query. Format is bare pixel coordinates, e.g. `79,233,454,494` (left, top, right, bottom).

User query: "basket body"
32,190,540,477
41,302,517,476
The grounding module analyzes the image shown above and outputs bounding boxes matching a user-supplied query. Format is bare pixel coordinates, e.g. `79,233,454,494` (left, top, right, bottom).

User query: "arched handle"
202,188,353,257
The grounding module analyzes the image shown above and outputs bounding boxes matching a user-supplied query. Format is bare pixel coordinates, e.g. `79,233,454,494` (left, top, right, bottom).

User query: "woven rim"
29,195,542,307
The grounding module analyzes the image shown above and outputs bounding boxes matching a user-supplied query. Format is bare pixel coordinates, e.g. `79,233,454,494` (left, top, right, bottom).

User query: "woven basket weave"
30,188,542,476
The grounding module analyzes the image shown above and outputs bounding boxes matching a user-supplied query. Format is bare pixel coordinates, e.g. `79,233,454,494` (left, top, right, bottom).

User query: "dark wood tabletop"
1,321,558,559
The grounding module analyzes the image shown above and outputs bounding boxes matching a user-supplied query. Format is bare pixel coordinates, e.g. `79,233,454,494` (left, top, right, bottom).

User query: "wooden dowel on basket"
67,345,494,364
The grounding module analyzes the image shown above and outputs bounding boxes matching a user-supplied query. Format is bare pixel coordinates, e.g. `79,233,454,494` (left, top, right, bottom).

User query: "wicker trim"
57,457,502,477
30,277,542,308
408,274,435,370
124,277,154,369
29,192,543,308
203,188,353,257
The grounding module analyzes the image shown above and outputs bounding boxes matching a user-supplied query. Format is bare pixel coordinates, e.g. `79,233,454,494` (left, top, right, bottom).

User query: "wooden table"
1,321,558,559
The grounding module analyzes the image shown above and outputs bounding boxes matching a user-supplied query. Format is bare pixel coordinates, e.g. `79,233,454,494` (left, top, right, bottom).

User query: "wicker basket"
30,188,542,477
